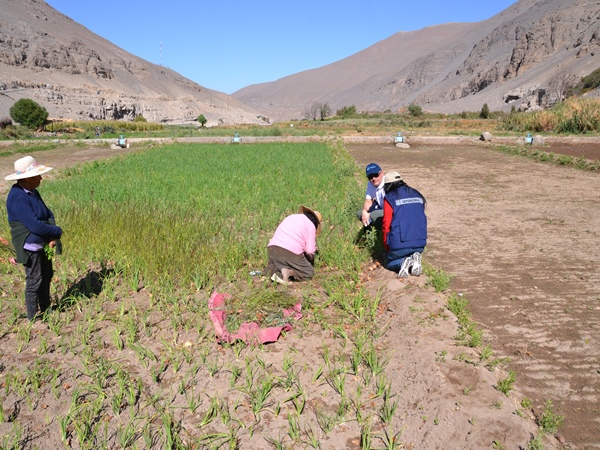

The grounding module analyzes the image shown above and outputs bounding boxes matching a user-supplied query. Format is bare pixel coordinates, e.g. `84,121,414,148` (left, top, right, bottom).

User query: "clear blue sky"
46,0,518,94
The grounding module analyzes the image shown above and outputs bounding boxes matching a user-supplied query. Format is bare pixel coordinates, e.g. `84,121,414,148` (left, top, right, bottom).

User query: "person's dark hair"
385,180,427,206
384,179,405,193
304,211,320,230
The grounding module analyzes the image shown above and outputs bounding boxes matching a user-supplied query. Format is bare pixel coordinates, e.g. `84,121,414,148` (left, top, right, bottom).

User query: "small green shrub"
335,105,357,118
538,400,564,434
425,266,452,292
556,154,573,165
580,67,600,91
413,120,432,128
9,98,48,129
480,103,490,119
408,103,423,117
0,125,19,140
0,116,12,129
446,293,469,321
496,371,516,395
460,321,483,347
527,433,545,450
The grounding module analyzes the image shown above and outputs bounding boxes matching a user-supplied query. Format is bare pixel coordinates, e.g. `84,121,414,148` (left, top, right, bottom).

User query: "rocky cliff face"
425,0,600,108
2,0,597,125
0,0,265,125
233,0,600,120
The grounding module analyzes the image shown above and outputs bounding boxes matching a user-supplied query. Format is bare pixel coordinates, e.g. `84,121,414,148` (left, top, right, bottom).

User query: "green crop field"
0,141,406,449
38,142,369,291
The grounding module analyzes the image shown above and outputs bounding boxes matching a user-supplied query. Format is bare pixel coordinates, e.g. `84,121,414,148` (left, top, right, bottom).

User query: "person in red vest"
382,171,427,278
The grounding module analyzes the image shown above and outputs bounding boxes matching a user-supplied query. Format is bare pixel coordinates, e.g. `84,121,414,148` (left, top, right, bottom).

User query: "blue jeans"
387,247,424,272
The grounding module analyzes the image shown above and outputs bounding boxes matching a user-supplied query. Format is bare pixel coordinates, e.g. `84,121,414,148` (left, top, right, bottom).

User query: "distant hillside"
0,0,264,126
233,0,600,122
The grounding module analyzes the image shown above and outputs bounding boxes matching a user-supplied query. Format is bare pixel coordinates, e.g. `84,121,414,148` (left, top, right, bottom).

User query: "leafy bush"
567,67,600,96
197,114,207,127
531,110,557,132
133,114,147,122
407,103,423,117
500,98,600,133
0,126,20,139
554,98,600,133
9,98,48,129
335,105,357,118
581,67,600,90
413,120,432,128
480,103,490,119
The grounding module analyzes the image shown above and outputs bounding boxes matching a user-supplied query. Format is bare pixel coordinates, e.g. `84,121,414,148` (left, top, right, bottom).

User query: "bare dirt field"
347,141,600,449
0,139,597,449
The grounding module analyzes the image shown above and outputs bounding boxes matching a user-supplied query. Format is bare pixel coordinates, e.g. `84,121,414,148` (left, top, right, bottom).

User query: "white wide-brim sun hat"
4,156,53,181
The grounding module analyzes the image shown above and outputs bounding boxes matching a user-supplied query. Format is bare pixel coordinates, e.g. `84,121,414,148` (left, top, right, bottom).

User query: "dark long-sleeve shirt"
6,184,62,257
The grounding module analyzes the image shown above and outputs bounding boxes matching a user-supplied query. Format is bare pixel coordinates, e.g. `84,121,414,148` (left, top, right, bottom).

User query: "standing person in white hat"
5,156,63,322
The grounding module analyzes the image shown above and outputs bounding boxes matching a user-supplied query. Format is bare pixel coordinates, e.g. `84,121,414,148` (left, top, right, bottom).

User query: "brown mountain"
0,0,265,125
233,0,600,121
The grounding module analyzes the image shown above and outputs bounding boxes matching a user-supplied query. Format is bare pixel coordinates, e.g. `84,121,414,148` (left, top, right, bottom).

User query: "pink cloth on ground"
208,291,302,344
267,214,317,256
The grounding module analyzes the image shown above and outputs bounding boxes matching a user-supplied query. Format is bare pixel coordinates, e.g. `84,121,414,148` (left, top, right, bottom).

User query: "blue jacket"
6,184,62,252
383,185,427,252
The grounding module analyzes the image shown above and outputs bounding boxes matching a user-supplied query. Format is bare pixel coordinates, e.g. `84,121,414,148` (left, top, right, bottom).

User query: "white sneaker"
398,255,413,278
411,252,422,277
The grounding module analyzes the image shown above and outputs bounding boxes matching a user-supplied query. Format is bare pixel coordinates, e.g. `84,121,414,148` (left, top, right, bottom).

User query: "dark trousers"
266,245,314,281
24,250,53,320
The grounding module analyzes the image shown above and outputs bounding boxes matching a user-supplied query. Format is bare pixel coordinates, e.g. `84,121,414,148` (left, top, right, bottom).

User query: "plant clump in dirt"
218,288,299,332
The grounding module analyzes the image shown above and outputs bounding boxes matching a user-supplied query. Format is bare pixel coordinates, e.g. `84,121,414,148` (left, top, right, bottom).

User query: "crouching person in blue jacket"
382,171,427,278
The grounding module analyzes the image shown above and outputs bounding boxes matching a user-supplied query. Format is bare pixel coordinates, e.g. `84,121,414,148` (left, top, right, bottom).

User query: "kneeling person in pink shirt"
266,205,322,284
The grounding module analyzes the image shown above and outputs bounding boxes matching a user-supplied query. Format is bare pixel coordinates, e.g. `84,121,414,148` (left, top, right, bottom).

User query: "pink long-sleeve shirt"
268,214,317,256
